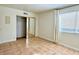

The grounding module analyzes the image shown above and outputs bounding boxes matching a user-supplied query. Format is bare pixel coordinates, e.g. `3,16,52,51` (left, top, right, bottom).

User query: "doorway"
16,16,36,39
16,16,27,39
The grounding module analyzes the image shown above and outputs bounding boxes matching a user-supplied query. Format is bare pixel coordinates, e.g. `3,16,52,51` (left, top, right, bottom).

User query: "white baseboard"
37,36,79,51
37,36,56,43
58,42,79,51
0,39,16,44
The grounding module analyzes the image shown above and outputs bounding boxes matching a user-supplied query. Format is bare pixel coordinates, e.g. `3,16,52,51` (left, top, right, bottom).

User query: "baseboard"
37,36,56,43
0,39,16,44
17,36,26,39
29,34,35,38
37,36,79,51
58,42,79,51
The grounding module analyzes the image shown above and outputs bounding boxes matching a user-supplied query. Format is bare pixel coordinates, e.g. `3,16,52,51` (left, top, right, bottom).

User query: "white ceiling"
1,4,74,13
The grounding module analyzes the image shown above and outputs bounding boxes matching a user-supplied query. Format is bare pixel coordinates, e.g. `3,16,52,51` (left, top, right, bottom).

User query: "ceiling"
0,4,74,13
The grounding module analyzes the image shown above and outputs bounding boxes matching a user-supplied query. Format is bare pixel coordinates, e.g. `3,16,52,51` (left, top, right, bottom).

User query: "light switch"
5,16,10,24
0,28,2,31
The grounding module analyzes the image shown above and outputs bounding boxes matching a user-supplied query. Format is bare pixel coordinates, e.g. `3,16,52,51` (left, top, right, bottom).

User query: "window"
59,12,77,33
76,11,79,33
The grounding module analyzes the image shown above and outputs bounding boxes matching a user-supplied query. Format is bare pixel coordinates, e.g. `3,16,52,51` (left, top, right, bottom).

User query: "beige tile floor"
0,37,79,55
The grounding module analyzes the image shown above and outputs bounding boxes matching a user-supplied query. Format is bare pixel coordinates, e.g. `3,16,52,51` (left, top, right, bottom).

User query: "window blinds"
59,11,79,33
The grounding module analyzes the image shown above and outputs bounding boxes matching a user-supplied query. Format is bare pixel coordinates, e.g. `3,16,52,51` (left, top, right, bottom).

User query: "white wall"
35,17,38,36
37,5,79,50
0,6,37,43
37,10,55,42
16,16,26,37
29,17,35,35
58,5,79,50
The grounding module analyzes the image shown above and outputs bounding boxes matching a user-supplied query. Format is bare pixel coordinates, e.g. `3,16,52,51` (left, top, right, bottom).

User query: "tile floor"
0,37,79,55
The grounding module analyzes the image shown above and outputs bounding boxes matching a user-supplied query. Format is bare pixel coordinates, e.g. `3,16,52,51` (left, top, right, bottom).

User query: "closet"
16,16,27,38
16,16,36,39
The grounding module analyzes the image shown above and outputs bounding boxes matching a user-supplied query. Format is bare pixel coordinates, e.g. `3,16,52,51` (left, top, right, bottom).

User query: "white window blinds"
59,11,77,33
76,11,79,33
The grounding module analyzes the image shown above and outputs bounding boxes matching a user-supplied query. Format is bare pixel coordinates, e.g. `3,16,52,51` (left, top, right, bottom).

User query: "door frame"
16,15,36,47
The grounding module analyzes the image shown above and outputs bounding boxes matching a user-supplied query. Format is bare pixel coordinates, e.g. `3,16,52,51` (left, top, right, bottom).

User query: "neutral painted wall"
37,5,79,50
35,17,38,36
0,6,37,43
58,5,79,50
16,16,26,37
37,10,55,42
29,17,35,35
